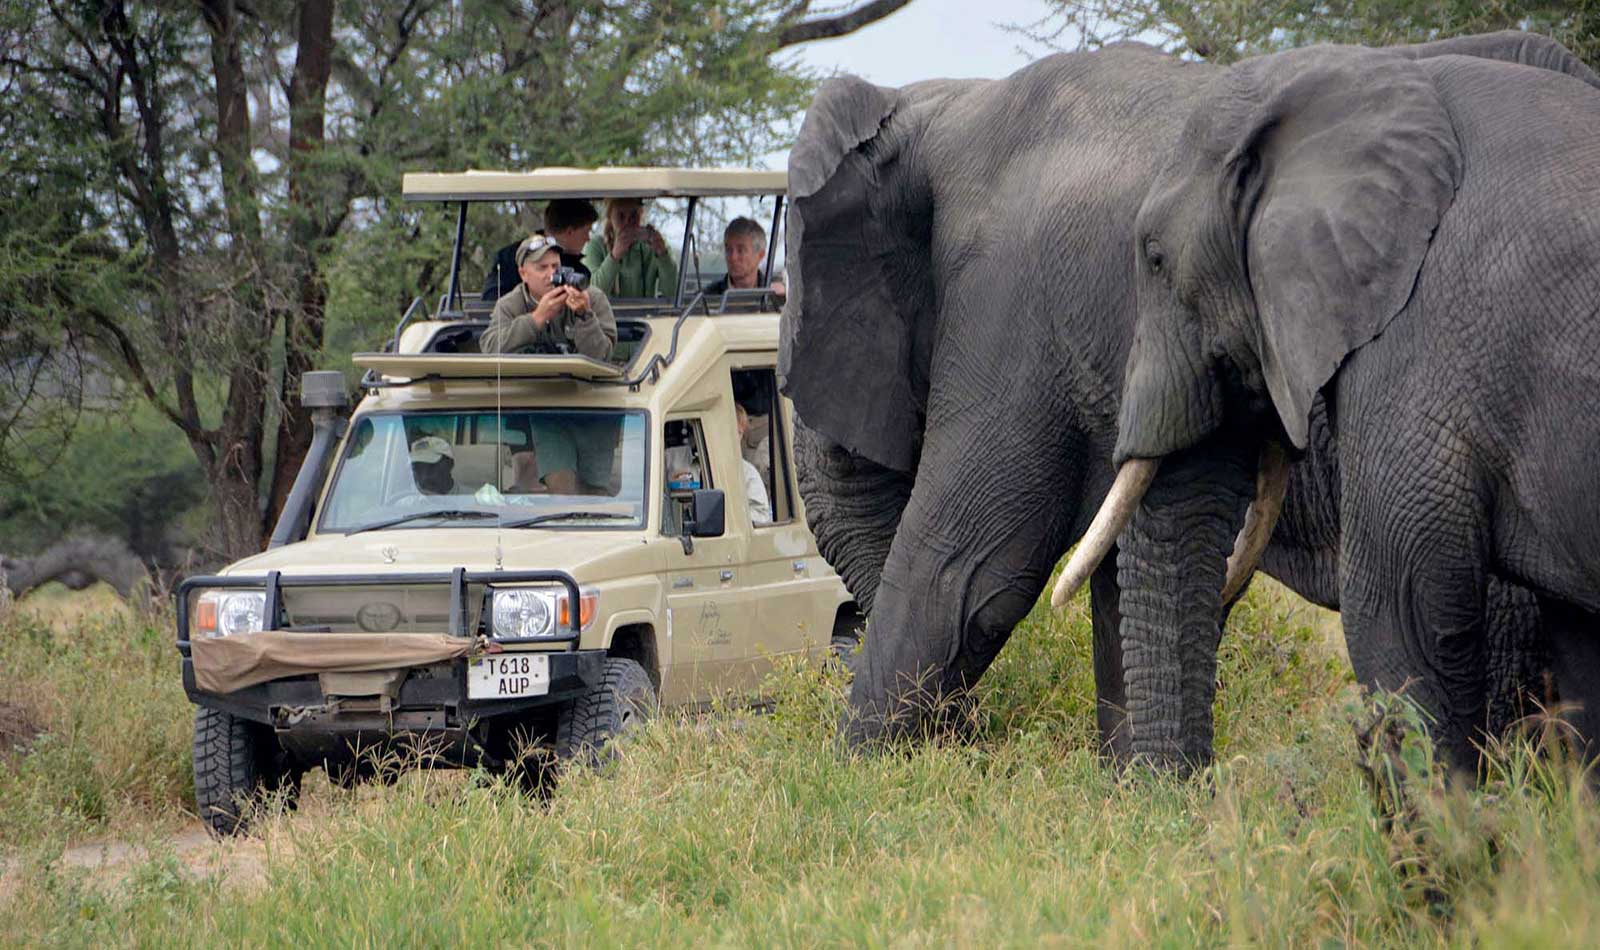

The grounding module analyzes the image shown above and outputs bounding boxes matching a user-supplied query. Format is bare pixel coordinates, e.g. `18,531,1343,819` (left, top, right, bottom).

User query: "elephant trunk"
1116,444,1255,770
1050,459,1159,607
1220,442,1291,603
793,419,915,615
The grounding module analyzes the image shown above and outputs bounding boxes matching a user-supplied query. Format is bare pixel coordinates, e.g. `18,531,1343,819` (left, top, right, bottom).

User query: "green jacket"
481,283,616,359
582,234,679,299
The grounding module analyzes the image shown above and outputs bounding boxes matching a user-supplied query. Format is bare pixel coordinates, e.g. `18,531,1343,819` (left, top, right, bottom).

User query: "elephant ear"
779,76,933,473
1223,46,1462,449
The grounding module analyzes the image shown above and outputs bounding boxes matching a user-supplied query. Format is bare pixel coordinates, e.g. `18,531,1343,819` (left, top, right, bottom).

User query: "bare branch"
775,0,915,48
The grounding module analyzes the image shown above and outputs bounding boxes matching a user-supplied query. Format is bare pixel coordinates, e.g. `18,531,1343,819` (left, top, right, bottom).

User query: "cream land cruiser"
175,168,859,835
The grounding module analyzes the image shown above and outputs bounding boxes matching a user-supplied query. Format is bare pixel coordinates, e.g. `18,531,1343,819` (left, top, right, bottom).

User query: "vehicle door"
659,407,761,702
728,363,840,664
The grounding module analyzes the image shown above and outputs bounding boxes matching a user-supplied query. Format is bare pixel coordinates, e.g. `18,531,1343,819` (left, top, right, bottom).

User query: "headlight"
493,589,556,639
195,590,267,638
491,587,598,639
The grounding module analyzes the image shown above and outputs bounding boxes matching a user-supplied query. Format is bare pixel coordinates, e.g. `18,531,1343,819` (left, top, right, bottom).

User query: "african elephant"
781,33,1588,758
1062,40,1600,770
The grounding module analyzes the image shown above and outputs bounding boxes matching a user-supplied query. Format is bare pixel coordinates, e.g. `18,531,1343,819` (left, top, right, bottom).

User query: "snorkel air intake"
268,371,350,549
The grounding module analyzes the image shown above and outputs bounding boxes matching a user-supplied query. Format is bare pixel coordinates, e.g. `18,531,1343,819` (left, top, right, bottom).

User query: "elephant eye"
1143,238,1165,274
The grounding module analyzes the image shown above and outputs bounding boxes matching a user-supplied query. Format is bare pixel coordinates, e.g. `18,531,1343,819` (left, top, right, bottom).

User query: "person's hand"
531,287,567,327
643,225,669,257
769,278,786,298
564,286,589,314
610,228,638,261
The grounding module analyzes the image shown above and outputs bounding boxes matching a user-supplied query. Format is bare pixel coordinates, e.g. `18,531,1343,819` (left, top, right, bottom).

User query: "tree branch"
775,0,916,48
79,308,208,448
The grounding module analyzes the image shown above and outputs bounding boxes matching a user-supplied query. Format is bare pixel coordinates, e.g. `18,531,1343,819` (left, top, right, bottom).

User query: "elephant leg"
1089,551,1132,761
1339,464,1489,773
841,416,1081,749
1484,580,1554,738
1116,440,1254,771
1534,597,1600,764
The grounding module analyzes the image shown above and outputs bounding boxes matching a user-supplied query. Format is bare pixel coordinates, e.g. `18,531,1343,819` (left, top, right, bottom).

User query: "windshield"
317,410,647,533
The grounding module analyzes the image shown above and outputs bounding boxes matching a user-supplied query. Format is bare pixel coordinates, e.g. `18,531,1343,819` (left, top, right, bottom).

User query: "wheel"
192,707,301,837
555,657,656,770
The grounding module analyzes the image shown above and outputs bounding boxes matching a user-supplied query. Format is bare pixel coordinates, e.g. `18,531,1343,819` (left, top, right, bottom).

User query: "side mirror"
688,489,725,538
677,489,725,553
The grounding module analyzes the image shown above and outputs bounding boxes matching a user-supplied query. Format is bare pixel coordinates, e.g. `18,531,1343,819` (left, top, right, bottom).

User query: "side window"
730,367,795,525
661,418,713,536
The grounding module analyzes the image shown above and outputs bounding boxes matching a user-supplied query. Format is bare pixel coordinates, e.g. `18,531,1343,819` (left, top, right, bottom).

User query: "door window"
731,367,794,525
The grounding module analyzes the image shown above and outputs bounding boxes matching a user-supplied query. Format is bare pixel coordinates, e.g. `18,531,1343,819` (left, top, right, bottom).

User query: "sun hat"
409,435,454,464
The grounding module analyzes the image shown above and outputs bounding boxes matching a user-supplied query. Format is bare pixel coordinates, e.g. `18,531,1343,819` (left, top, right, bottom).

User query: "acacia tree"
0,0,914,560
1031,0,1600,64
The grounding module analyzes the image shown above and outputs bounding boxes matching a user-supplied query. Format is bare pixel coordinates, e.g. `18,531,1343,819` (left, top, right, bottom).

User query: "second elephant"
780,33,1584,762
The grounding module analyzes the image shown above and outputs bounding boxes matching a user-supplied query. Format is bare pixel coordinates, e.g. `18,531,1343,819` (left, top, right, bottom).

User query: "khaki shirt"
481,283,617,359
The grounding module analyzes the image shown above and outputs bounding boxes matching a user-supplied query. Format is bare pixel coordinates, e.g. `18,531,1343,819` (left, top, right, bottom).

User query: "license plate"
468,653,550,699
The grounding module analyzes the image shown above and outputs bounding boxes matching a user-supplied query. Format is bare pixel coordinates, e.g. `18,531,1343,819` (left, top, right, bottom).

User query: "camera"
551,265,589,291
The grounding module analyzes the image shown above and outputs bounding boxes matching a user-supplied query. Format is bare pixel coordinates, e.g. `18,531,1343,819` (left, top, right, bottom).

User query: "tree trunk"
266,0,337,532
199,0,273,558
1,534,150,601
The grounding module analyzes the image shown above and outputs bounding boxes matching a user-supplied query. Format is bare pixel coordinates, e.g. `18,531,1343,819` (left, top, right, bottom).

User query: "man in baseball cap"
480,234,616,359
408,435,457,495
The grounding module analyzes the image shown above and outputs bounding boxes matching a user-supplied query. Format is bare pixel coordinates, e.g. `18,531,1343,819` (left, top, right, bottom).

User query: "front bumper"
182,650,607,728
175,567,604,731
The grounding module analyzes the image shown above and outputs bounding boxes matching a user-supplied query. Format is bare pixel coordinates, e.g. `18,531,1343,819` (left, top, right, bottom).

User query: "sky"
790,0,1064,86
760,0,1070,169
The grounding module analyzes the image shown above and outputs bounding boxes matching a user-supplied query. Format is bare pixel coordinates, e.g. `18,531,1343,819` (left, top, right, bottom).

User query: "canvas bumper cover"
190,631,478,694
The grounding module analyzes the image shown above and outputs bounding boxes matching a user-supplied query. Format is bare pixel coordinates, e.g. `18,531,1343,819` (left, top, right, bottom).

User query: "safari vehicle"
174,168,859,835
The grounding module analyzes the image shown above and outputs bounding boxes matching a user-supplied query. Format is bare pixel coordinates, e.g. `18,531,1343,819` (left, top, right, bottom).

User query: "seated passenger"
704,217,785,299
480,200,598,302
481,235,617,359
582,197,679,298
736,404,772,525
533,416,621,497
409,436,458,495
542,198,597,280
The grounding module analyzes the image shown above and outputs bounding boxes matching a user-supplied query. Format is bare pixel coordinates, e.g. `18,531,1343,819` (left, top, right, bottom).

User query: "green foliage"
0,401,207,559
5,582,1600,943
1035,0,1600,65
1,0,844,554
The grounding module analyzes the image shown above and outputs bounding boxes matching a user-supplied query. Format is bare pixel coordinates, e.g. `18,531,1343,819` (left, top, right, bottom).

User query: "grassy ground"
1,581,1596,946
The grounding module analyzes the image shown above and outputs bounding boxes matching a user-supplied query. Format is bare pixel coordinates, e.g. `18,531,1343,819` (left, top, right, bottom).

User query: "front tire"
555,657,656,769
193,707,301,837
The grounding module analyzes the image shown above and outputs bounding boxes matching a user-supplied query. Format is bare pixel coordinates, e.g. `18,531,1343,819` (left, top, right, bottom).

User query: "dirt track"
0,826,269,899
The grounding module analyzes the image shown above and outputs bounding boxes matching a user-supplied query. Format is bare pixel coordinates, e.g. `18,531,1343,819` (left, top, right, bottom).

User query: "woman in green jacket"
582,197,680,298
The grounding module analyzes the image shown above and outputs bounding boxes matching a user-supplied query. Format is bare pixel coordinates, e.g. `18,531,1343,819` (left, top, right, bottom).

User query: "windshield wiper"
499,511,635,529
345,508,499,535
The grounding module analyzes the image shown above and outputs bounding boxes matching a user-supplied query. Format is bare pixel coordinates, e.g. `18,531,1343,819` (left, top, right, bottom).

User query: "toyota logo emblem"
356,602,403,632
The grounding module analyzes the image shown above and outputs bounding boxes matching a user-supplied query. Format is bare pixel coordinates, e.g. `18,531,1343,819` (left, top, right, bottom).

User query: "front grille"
281,585,483,633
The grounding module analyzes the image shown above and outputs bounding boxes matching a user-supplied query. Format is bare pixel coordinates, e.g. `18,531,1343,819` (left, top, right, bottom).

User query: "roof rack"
402,167,786,202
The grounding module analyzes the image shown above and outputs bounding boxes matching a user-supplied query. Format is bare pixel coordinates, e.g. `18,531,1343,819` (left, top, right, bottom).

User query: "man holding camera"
481,234,616,359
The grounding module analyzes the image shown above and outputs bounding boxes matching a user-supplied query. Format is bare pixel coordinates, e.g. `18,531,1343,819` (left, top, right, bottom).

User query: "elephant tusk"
1050,458,1160,608
1219,441,1291,604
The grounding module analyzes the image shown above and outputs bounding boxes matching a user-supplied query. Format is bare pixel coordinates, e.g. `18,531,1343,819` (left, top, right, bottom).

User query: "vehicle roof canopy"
403,167,787,202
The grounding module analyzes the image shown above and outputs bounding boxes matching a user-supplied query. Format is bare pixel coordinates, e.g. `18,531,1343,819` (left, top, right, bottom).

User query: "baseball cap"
515,234,563,266
409,435,454,464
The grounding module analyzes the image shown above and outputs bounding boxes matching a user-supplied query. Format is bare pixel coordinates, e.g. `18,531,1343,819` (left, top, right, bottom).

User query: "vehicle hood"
223,528,652,581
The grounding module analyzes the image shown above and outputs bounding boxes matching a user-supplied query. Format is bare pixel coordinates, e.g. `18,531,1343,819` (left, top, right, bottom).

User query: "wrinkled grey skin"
1116,40,1600,770
780,33,1575,757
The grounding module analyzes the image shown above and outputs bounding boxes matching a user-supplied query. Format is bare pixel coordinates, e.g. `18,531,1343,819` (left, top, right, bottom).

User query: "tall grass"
1,581,1596,945
0,588,193,848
